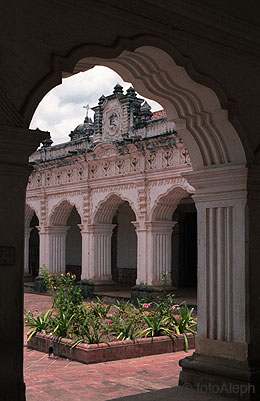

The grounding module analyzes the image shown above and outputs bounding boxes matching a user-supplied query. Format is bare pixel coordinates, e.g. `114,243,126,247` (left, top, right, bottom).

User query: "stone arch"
48,199,82,226
150,185,194,221
25,40,248,170
25,204,39,227
93,193,137,224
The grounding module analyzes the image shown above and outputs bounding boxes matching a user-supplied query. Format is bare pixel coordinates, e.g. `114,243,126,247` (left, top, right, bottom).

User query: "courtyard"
24,292,230,401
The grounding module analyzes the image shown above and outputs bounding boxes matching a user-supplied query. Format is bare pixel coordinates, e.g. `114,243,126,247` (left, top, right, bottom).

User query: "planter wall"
28,333,195,364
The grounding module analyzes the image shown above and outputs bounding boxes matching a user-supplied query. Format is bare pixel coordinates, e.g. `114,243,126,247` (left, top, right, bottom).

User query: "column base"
24,273,33,283
179,352,260,400
131,284,174,305
77,280,94,299
91,277,116,291
34,276,46,293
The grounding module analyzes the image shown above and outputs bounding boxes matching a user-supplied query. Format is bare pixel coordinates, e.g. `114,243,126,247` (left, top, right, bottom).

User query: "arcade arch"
44,200,83,275
25,205,40,278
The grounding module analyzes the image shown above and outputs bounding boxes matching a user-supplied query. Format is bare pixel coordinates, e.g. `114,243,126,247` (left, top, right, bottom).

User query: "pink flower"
169,304,179,311
142,303,151,309
108,320,113,323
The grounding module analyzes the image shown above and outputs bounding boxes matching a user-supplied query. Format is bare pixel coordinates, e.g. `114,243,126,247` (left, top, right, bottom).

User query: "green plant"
116,318,137,341
168,301,197,351
114,300,135,317
25,309,52,341
137,313,174,339
51,309,76,338
70,316,103,347
154,293,176,317
41,267,84,316
88,297,112,319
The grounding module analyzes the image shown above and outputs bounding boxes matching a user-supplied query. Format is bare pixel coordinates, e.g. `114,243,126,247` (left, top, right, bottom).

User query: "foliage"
116,318,137,341
137,313,174,339
154,293,176,317
87,297,112,319
40,266,83,316
25,269,197,352
24,309,52,341
70,316,103,347
50,309,76,338
168,301,197,351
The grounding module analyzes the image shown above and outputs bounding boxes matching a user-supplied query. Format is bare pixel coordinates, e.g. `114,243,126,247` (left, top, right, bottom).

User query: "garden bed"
28,332,195,364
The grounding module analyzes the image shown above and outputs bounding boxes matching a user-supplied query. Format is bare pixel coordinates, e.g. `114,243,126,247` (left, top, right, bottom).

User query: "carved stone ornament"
102,100,122,139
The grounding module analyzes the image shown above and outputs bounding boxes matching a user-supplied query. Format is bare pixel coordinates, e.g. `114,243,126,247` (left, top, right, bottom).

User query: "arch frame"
48,198,83,226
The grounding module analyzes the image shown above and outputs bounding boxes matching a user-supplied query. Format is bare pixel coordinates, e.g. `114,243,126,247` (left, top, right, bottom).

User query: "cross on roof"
83,104,89,117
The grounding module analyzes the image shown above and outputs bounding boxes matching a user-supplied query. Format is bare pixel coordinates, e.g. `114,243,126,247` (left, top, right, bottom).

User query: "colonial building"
25,85,196,290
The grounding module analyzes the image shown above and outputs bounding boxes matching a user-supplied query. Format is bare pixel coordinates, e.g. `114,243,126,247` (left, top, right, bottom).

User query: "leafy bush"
26,269,197,352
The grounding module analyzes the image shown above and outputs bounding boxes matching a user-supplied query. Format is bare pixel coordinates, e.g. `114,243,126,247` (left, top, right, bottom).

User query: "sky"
30,66,162,145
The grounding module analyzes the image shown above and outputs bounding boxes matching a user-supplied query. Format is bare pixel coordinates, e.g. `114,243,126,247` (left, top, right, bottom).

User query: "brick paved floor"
24,293,231,401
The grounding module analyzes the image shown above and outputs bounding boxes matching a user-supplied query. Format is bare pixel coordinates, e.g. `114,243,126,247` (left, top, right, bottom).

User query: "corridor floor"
24,293,231,401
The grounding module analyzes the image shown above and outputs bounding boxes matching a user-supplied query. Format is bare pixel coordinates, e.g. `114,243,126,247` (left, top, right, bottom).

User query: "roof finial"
83,104,89,118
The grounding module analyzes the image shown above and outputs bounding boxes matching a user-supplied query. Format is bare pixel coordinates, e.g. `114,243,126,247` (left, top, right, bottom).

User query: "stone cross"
83,104,89,118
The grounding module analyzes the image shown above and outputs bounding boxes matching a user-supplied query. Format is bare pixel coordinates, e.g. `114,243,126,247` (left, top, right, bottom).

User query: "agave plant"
51,309,75,338
25,309,52,341
137,313,174,339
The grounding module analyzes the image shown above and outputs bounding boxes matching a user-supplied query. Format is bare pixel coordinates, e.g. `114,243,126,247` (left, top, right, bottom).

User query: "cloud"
30,66,162,144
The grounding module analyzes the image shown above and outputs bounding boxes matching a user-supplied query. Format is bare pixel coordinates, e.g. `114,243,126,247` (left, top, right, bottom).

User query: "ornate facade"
25,85,195,288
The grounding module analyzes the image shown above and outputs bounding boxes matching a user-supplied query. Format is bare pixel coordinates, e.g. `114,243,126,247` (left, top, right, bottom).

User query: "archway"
171,195,197,289
25,43,251,397
25,204,40,279
90,194,137,288
46,200,83,276
111,202,137,286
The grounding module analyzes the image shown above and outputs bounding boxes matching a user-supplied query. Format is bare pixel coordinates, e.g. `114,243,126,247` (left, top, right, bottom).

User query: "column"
24,227,32,274
0,126,47,401
37,226,48,268
89,224,115,284
178,165,260,397
78,222,90,280
46,225,70,274
132,221,147,285
146,221,176,287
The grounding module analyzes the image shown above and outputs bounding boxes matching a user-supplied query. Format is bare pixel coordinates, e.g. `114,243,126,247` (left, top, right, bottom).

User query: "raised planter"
27,333,195,364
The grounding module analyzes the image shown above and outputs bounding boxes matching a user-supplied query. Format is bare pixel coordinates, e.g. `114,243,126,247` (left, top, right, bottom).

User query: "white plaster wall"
117,203,137,269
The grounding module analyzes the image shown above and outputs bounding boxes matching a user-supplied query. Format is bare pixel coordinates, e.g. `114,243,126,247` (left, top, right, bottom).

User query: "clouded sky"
30,66,162,145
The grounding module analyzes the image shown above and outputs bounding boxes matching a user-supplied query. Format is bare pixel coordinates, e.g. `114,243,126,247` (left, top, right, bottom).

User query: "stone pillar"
179,165,260,399
37,225,48,268
131,220,147,285
78,222,90,280
89,224,116,284
146,221,176,287
0,126,47,401
46,225,70,274
24,227,32,274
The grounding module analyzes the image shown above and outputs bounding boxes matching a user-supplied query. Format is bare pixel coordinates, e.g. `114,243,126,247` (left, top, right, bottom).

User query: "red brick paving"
24,293,230,401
